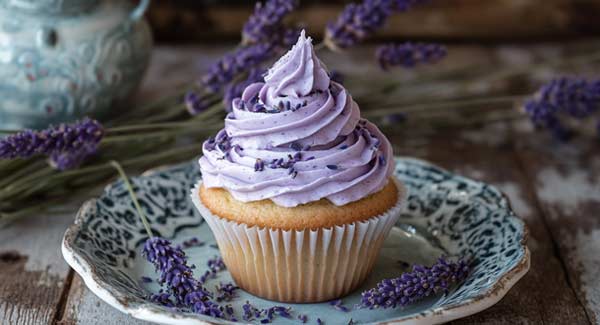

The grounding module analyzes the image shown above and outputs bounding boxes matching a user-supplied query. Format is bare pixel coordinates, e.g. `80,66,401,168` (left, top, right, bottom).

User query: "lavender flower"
143,237,204,304
264,306,292,322
242,301,262,321
223,68,265,112
207,256,226,274
325,0,426,50
185,291,224,318
242,0,298,45
143,238,231,318
140,276,153,283
376,42,446,70
178,237,205,249
360,257,470,309
202,43,274,93
185,91,212,115
0,118,104,168
524,77,600,141
215,282,239,302
280,28,302,48
49,145,97,171
150,291,176,307
329,299,349,312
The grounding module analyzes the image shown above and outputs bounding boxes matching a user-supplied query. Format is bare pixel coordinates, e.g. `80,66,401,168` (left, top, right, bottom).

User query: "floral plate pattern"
62,157,529,324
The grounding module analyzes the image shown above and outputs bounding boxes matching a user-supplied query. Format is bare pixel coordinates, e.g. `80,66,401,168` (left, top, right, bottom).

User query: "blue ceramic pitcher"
0,0,152,129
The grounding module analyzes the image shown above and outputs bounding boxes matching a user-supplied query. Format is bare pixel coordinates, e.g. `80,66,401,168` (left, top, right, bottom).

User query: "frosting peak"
199,31,394,207
264,30,330,97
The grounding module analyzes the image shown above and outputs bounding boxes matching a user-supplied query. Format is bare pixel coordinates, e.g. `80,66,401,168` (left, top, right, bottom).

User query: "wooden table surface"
1,43,599,325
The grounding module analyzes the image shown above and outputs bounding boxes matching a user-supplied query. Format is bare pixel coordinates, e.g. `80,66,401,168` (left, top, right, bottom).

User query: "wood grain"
0,208,76,325
56,275,149,325
390,125,590,324
511,120,600,324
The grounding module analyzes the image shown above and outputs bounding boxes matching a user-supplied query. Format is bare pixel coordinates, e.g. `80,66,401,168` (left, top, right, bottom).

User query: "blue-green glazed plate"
62,157,529,324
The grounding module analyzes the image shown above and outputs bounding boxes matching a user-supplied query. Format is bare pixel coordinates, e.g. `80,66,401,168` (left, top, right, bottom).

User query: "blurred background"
147,0,600,42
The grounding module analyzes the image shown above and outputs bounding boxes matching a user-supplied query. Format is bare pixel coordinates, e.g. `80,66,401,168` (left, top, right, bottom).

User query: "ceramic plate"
62,157,529,325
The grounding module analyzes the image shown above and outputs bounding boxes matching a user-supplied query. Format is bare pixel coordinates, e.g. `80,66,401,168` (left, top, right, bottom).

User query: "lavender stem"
109,160,153,238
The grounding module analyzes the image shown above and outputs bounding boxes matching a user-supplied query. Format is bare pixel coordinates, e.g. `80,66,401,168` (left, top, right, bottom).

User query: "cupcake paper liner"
190,179,406,303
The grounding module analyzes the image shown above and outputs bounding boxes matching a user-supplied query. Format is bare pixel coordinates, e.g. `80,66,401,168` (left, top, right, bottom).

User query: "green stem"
110,160,153,238
105,103,224,134
0,129,18,134
0,200,58,227
0,160,47,189
102,126,222,144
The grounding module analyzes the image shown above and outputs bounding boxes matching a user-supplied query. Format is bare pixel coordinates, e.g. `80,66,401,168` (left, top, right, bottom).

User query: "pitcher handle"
130,0,150,22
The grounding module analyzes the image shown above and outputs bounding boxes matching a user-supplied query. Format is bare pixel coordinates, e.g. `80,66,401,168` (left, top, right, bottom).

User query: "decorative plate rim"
62,156,530,325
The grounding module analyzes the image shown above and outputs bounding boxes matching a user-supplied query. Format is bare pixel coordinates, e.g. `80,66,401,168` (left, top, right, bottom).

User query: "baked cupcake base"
190,178,406,303
199,180,399,230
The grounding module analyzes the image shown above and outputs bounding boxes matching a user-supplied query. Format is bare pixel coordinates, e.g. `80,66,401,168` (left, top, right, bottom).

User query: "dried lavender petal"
0,118,103,169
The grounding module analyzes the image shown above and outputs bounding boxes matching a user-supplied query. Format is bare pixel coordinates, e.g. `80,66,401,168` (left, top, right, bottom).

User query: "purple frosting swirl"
199,30,394,207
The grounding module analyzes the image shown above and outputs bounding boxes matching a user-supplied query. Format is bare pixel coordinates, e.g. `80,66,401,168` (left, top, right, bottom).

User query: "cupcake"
191,30,406,303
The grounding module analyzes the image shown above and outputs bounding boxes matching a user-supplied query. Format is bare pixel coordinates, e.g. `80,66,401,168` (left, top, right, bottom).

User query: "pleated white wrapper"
190,179,406,303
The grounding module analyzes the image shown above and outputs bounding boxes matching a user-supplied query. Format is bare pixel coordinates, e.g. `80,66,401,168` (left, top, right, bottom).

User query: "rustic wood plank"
390,123,590,324
0,206,78,325
57,275,150,325
511,120,600,324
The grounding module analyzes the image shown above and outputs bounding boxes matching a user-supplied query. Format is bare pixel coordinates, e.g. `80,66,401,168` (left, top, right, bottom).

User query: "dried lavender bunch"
202,43,274,94
524,77,600,141
376,42,447,70
325,0,426,50
185,91,212,115
0,118,104,168
242,0,298,45
360,257,470,309
223,68,265,112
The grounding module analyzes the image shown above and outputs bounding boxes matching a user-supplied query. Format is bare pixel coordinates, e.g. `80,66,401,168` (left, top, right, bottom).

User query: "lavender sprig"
360,257,470,309
524,77,600,141
0,118,103,169
325,0,426,50
49,145,98,171
110,162,227,318
376,42,447,70
185,91,212,115
202,43,274,94
143,238,208,304
223,68,265,112
242,0,298,45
